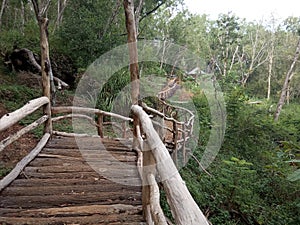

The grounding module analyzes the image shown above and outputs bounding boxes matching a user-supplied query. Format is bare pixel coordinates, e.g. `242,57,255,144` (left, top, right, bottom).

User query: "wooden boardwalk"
0,135,146,225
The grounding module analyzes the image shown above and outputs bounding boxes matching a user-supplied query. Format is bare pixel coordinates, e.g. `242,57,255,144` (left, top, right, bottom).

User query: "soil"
0,103,39,173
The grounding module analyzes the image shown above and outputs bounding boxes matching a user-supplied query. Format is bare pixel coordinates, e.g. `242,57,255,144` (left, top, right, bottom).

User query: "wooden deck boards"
0,136,145,225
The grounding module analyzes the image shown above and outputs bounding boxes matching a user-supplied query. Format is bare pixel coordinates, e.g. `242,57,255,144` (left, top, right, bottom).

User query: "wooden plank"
23,164,139,174
0,133,50,192
0,96,49,132
1,184,141,196
0,204,142,217
19,170,140,180
0,215,145,225
9,178,125,187
0,192,142,208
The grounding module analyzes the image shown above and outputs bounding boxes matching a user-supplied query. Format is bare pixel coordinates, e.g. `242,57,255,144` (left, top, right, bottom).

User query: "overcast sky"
184,0,300,22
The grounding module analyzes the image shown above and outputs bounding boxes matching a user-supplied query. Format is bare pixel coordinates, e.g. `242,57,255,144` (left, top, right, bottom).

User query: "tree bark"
267,40,274,100
134,0,144,35
0,133,50,192
0,96,49,132
123,0,140,155
123,0,140,105
0,115,48,152
39,17,53,133
31,0,54,133
132,105,209,225
0,0,7,30
274,37,300,121
52,0,68,33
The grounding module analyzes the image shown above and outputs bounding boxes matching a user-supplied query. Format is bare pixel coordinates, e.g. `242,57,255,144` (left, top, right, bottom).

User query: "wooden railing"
51,106,133,138
132,105,209,225
0,96,50,151
0,97,206,224
0,96,51,191
142,99,195,167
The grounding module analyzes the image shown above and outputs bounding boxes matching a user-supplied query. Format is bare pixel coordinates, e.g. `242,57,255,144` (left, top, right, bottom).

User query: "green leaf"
287,169,300,182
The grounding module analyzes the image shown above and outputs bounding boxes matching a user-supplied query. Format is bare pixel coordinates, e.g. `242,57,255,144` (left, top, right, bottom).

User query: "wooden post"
182,125,187,165
123,0,141,157
172,120,178,167
132,105,209,225
31,0,53,134
40,17,53,134
97,114,104,138
122,121,127,138
142,141,156,221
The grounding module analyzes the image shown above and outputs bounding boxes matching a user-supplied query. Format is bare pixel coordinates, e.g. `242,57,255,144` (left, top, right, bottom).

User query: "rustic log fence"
51,106,133,138
142,99,195,167
0,96,51,191
0,96,203,224
132,105,209,225
0,96,50,152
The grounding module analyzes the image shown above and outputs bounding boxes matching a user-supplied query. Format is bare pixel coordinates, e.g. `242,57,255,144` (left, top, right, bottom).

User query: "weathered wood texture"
132,105,209,225
0,115,48,152
0,133,50,192
0,136,145,225
0,96,49,132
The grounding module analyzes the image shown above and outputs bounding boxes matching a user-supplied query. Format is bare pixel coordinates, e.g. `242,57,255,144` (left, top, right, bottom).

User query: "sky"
184,0,300,22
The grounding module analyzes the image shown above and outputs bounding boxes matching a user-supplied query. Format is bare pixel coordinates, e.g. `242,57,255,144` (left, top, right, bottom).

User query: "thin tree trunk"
20,0,25,34
52,0,68,33
31,0,54,133
134,0,144,35
267,43,274,100
123,0,140,155
0,0,7,30
123,0,139,105
274,37,300,121
39,17,53,133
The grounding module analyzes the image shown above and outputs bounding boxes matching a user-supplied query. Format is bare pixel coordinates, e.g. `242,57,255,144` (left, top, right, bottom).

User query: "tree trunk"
39,17,53,133
123,0,140,105
0,0,7,30
123,0,140,155
52,0,68,33
20,0,25,34
134,0,144,35
274,37,300,121
267,42,274,100
31,0,54,133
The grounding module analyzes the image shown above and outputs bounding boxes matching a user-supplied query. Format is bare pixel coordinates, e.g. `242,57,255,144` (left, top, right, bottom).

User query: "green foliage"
0,166,11,179
181,87,300,224
0,84,40,110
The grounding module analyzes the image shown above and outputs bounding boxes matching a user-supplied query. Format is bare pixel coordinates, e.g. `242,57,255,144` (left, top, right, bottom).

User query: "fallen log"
9,48,69,89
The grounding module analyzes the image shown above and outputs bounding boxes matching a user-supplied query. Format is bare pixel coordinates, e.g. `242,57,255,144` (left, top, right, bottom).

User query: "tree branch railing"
131,105,209,225
51,106,133,139
141,99,195,166
0,96,50,152
0,96,51,191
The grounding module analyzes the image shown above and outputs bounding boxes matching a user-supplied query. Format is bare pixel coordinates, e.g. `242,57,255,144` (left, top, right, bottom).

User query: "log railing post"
122,121,127,138
97,114,104,138
40,17,52,134
142,141,156,222
173,120,178,167
132,105,209,225
182,124,187,165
